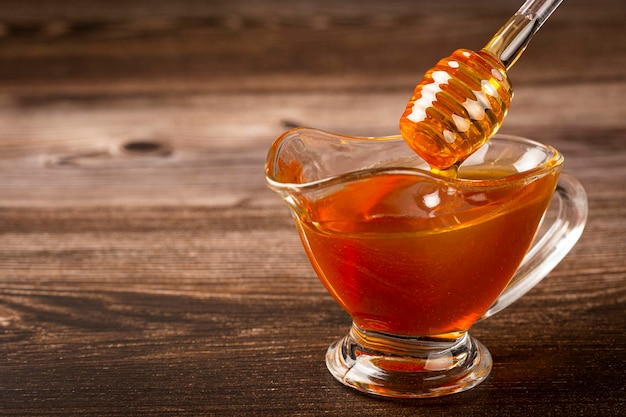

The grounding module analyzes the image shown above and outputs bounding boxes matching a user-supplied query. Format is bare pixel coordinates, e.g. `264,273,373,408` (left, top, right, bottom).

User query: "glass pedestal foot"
325,324,492,398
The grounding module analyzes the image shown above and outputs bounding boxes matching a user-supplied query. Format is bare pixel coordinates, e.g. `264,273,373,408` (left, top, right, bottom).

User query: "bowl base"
325,324,492,398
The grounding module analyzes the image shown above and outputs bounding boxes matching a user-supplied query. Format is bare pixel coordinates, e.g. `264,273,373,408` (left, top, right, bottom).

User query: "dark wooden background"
0,0,624,415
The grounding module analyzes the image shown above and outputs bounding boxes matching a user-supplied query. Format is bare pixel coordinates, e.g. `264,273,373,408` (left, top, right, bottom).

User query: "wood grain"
0,0,624,415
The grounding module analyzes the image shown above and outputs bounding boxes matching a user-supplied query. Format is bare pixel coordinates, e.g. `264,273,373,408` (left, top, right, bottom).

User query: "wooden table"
0,0,624,415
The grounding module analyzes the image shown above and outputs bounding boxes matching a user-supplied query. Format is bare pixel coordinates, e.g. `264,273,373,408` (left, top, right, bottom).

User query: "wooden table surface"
0,0,624,415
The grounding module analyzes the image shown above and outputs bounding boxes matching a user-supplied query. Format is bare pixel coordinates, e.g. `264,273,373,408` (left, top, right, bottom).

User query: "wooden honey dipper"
400,0,564,171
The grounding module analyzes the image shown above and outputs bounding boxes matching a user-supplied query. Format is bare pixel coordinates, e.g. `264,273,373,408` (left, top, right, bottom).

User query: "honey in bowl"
295,162,559,336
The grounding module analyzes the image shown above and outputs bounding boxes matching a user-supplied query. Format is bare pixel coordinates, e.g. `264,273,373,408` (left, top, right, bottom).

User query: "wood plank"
0,0,624,90
0,82,624,207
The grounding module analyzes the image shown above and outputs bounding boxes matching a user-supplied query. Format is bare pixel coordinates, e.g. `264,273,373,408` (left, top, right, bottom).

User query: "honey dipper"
399,0,564,170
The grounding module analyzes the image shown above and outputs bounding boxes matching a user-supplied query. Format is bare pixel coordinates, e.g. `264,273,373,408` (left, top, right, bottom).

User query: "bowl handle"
480,172,588,320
